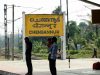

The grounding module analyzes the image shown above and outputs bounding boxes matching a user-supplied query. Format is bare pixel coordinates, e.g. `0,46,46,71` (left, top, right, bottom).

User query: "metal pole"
66,0,70,68
12,4,14,60
22,12,26,61
18,29,19,50
4,4,7,59
60,0,62,12
60,0,63,60
7,37,10,59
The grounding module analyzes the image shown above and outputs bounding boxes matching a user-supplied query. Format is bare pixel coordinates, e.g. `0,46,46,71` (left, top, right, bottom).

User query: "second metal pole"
12,4,14,60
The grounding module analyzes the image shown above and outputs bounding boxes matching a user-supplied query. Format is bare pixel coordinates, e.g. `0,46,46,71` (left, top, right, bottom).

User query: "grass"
0,50,99,60
32,50,100,59
67,50,100,59
32,53,48,59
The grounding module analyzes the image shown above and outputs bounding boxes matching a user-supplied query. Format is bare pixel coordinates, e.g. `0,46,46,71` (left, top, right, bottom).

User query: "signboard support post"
22,12,26,61
61,12,66,60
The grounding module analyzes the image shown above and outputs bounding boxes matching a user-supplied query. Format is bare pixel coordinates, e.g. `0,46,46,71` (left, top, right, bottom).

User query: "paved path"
0,58,100,75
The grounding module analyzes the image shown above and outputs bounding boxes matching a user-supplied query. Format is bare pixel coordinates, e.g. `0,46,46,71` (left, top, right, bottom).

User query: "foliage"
85,31,96,42
52,6,61,14
0,35,5,48
67,50,79,55
78,22,88,29
96,37,100,48
32,53,48,59
68,50,100,58
78,22,88,37
68,21,80,38
33,49,100,59
32,40,48,53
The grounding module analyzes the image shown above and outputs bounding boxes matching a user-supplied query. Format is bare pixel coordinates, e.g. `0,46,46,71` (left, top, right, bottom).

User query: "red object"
93,62,100,70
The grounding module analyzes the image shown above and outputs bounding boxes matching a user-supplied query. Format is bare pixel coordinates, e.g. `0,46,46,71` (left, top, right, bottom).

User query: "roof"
79,0,100,7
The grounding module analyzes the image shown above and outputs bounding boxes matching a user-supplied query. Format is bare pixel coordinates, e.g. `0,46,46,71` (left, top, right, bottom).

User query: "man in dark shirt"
25,37,33,75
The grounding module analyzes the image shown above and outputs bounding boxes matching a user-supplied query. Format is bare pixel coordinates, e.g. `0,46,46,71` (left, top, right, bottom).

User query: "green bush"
96,37,100,48
82,44,95,50
32,53,48,59
68,50,94,58
39,49,48,53
32,49,100,59
67,50,79,55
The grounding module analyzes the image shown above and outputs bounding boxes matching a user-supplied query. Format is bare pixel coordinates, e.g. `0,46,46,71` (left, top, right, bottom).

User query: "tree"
68,21,80,38
85,31,96,42
52,6,61,14
96,37,100,48
78,22,88,37
0,35,5,48
66,21,81,50
79,22,88,29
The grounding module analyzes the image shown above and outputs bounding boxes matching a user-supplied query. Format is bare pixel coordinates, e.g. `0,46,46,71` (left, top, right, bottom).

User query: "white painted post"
22,12,26,61
61,12,66,60
63,12,67,60
60,36,63,59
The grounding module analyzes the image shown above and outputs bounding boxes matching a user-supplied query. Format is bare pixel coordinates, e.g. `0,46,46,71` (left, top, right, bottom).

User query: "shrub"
67,50,79,55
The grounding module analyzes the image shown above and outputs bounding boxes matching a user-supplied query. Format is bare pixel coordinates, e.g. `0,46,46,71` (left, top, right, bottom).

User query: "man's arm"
51,44,57,59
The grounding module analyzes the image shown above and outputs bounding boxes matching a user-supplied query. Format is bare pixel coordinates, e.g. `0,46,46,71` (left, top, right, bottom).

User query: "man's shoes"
25,73,32,75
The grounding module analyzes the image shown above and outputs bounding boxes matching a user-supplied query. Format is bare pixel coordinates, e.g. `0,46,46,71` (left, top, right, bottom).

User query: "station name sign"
25,14,63,36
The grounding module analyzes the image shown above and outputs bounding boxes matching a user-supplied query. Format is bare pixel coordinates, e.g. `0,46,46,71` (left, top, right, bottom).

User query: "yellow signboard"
25,14,63,36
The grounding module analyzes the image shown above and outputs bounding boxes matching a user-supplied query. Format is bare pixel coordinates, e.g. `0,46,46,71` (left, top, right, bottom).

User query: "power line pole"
7,37,10,59
60,0,63,60
60,0,62,12
22,12,25,61
18,29,19,50
66,0,70,68
12,4,14,60
4,4,7,59
66,0,69,50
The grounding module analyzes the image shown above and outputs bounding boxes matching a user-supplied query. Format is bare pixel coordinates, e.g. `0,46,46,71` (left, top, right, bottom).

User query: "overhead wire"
6,7,43,23
14,5,40,9
1,6,43,25
0,5,43,34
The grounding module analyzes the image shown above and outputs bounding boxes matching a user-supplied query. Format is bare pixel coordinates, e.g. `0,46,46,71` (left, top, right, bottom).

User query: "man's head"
47,38,52,48
25,37,29,43
52,37,57,43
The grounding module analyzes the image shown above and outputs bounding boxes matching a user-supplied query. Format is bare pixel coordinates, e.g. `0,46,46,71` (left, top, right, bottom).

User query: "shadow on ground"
0,70,19,75
20,69,100,75
0,69,100,75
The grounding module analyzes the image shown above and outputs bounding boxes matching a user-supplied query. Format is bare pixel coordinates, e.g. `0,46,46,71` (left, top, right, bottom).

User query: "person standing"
57,49,61,59
92,47,97,58
25,37,33,75
48,37,58,75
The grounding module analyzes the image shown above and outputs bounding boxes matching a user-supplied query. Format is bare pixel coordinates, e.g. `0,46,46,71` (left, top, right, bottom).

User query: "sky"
0,0,100,35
